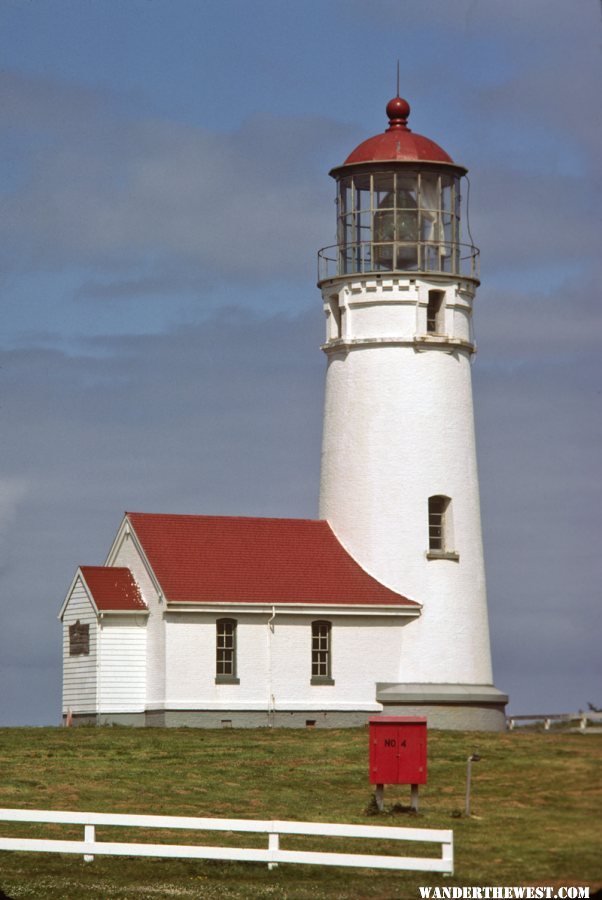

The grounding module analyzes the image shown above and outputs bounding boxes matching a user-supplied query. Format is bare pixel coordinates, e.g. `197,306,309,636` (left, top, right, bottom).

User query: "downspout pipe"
267,606,276,727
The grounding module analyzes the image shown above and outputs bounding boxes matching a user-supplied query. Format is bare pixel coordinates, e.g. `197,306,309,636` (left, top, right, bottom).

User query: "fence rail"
507,712,602,732
0,807,453,874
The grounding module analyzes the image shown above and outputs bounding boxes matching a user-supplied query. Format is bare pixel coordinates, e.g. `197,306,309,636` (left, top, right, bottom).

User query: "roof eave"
329,159,468,179
97,608,150,616
164,600,421,616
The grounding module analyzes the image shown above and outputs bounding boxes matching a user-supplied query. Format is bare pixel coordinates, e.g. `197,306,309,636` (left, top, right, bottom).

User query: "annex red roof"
80,566,147,612
126,512,417,608
341,96,454,167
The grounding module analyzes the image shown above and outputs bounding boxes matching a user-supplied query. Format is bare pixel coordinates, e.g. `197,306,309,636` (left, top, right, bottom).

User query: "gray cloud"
1,70,350,287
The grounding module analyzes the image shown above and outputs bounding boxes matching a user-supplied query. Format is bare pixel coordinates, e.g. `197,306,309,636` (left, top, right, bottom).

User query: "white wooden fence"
507,712,602,732
0,807,453,874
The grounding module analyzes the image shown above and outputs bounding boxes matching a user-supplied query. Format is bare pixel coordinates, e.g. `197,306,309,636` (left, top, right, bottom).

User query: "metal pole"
465,753,480,817
375,784,384,812
410,784,419,812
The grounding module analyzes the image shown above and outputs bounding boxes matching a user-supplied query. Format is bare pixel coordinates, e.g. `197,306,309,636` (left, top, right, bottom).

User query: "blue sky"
1,0,601,724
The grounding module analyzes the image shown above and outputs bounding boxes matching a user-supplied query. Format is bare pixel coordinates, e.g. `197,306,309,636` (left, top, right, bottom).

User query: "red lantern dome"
341,96,455,167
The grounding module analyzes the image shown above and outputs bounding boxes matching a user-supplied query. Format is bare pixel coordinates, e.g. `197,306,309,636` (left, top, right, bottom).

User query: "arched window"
311,620,334,685
427,496,459,560
216,618,239,684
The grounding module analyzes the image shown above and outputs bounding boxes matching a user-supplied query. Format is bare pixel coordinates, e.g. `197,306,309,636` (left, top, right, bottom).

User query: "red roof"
126,512,417,608
341,96,454,167
80,566,147,612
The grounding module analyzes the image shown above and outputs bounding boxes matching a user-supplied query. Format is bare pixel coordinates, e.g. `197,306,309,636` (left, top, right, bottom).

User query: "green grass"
0,727,600,898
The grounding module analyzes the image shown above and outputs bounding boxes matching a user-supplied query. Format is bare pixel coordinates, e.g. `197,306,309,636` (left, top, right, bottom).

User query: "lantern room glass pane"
373,209,395,244
373,172,394,209
443,214,453,245
353,174,371,211
396,207,418,243
420,174,439,212
396,242,418,270
357,210,371,240
340,176,353,216
395,175,418,209
441,174,453,213
343,216,353,247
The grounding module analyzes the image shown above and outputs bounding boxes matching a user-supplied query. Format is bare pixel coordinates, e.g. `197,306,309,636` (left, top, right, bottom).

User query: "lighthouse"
318,96,507,729
59,92,506,732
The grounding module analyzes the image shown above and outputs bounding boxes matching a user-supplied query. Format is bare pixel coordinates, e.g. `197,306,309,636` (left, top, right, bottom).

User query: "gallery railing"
318,240,480,282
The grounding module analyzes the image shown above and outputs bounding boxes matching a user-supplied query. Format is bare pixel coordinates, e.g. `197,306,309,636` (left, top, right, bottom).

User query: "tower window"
311,620,334,684
427,496,459,560
216,618,239,684
427,290,445,334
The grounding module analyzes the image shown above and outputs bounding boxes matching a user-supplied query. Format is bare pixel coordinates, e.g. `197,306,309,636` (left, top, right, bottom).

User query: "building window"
426,290,445,334
216,618,239,684
69,620,90,656
311,620,334,685
427,495,459,560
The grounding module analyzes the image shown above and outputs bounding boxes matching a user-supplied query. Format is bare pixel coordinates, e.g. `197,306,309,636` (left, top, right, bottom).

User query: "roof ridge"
126,511,327,525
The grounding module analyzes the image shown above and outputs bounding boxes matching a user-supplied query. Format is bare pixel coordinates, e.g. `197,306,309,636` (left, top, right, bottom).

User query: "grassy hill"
0,726,600,898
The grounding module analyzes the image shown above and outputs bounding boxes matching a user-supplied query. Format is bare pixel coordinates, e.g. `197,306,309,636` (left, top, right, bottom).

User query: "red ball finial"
386,96,410,131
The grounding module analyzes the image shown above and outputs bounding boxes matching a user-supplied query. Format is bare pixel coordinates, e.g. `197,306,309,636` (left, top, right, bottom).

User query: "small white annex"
60,513,422,728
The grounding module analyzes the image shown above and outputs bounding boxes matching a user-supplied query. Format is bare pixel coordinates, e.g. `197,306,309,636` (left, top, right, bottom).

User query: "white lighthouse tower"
318,96,507,730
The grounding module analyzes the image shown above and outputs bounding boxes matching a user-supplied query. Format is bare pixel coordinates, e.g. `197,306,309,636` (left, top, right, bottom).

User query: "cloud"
0,477,29,567
0,70,350,288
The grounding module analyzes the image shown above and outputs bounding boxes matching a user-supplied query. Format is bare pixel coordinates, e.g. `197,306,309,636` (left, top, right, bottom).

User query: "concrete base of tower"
376,683,508,732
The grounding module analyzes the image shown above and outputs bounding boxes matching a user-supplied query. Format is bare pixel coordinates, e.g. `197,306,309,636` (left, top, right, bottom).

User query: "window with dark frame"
311,620,333,684
428,495,449,552
427,495,459,560
427,290,445,334
216,618,239,683
69,620,90,656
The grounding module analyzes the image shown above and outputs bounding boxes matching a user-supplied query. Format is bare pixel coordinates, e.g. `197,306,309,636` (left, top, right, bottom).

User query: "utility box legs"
369,716,427,811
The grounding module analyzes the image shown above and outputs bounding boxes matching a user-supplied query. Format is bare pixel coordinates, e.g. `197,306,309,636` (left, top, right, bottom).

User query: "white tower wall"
319,275,494,689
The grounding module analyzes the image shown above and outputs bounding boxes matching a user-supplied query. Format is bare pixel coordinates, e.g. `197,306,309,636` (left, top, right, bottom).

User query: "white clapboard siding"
62,578,98,714
109,532,165,708
98,619,147,711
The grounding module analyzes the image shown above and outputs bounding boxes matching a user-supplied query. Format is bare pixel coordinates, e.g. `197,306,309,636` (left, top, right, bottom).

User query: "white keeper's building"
60,94,508,730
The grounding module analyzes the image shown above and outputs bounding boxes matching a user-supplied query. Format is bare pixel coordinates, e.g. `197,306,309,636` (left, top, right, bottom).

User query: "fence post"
84,823,95,862
267,831,279,870
442,834,454,876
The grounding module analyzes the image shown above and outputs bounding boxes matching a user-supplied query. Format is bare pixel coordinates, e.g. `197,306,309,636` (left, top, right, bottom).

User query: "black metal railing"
317,240,480,282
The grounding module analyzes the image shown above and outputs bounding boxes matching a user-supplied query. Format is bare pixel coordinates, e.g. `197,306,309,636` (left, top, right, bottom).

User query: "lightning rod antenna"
396,60,400,96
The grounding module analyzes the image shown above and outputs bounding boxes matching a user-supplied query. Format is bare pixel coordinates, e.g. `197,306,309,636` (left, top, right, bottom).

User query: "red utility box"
369,716,427,785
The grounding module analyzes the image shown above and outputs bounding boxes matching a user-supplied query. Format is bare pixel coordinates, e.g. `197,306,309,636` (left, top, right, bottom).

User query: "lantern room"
318,96,479,282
